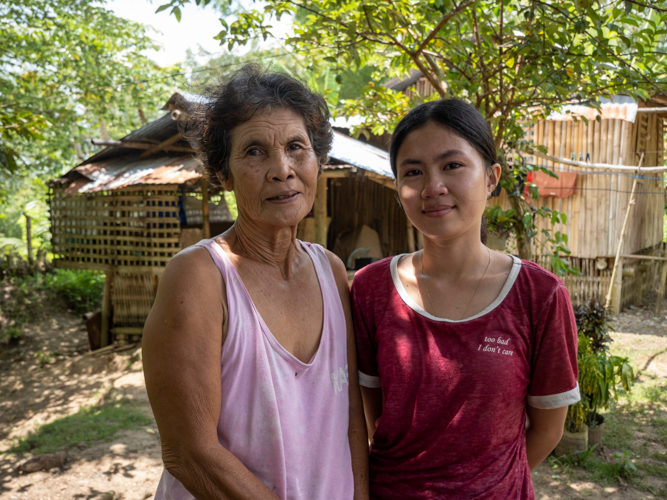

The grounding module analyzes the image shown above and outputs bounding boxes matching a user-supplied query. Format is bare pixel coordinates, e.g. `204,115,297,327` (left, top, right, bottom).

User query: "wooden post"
24,213,33,264
406,218,416,253
656,252,667,316
100,271,113,348
605,153,644,314
314,176,328,247
202,178,210,239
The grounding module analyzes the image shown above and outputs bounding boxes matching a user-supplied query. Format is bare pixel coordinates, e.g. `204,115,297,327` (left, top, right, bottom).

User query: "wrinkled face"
395,121,498,241
223,107,319,229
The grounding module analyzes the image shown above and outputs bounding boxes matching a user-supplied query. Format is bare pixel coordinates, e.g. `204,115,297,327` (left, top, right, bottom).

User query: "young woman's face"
395,121,499,242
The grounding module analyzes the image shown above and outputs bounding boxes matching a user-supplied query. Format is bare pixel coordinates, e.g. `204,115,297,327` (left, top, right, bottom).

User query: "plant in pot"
574,298,634,448
555,333,591,457
483,206,516,251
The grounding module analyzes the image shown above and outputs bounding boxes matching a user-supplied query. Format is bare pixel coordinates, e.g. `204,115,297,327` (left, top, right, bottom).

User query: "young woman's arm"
360,387,383,440
525,405,567,471
326,250,370,500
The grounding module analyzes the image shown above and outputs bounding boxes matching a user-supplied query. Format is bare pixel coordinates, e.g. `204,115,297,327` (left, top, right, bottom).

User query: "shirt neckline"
207,238,327,369
390,253,522,323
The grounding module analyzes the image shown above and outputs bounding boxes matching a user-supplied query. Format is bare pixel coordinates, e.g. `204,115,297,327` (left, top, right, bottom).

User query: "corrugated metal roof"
63,155,202,194
330,131,393,179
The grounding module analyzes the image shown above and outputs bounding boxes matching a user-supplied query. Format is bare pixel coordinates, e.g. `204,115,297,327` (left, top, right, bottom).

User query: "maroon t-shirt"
351,255,580,500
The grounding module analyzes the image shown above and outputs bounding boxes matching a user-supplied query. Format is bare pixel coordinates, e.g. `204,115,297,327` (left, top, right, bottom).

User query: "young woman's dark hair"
183,63,332,185
390,98,498,243
389,98,498,178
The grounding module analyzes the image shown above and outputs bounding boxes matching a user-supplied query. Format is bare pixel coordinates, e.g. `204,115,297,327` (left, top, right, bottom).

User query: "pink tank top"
156,239,354,500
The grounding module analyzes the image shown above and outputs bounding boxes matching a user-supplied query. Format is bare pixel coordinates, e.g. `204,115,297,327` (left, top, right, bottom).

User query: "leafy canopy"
159,0,667,261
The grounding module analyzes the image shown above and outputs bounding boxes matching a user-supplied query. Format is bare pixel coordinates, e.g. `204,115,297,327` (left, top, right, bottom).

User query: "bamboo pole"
605,153,645,313
655,252,667,316
314,176,328,247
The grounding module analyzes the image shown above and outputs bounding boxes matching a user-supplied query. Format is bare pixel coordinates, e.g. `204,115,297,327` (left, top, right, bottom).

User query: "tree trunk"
506,192,532,261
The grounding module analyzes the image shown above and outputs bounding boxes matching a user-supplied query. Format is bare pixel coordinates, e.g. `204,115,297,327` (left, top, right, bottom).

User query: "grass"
545,336,667,496
7,399,152,455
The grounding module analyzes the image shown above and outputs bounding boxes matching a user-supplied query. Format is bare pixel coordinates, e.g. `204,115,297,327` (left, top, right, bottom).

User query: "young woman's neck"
226,213,300,277
420,228,489,280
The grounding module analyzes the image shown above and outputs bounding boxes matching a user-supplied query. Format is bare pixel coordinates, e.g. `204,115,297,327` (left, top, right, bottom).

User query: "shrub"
43,269,105,314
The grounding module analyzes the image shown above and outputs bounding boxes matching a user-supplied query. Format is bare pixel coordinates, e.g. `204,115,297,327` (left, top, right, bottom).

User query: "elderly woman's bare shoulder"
322,249,349,295
157,245,223,301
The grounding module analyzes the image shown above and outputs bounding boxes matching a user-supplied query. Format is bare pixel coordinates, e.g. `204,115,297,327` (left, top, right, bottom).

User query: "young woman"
351,99,580,499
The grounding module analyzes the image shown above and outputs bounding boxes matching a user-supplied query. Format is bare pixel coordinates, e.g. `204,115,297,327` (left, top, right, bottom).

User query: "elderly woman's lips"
267,192,300,202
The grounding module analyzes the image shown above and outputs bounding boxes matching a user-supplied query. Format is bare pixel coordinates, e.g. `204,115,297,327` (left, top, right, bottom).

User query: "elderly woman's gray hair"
183,63,333,186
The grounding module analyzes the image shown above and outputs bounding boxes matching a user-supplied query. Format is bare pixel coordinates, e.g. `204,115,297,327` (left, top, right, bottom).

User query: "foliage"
34,350,56,368
43,269,105,314
1,0,187,254
7,400,152,455
0,269,105,338
574,297,614,354
168,0,667,259
566,298,634,431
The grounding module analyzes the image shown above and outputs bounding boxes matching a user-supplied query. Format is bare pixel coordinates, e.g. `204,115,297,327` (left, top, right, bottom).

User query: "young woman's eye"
444,162,462,170
404,169,422,177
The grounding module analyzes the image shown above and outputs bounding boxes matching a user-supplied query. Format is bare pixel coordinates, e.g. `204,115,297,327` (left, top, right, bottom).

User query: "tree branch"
413,0,475,57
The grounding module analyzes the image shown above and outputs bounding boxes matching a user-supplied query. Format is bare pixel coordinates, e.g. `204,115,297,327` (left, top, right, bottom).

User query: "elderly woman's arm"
143,248,280,500
326,251,370,500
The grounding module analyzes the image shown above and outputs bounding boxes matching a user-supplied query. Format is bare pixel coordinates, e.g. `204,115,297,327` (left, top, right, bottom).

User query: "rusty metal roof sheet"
330,130,393,178
61,155,202,194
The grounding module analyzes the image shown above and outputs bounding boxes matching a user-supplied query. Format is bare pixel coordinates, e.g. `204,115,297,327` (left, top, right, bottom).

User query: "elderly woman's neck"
229,216,301,273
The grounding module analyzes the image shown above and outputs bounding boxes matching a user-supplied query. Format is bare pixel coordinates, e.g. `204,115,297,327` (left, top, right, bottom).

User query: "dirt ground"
1,304,666,500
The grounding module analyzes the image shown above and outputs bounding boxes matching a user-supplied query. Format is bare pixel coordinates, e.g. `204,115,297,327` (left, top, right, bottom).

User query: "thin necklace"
420,247,492,320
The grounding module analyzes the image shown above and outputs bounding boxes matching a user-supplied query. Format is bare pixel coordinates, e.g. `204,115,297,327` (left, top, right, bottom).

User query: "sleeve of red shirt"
351,273,381,388
527,283,581,409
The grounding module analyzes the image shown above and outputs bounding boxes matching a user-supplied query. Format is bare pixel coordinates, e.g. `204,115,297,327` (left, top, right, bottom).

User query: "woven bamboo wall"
50,185,181,270
491,113,665,259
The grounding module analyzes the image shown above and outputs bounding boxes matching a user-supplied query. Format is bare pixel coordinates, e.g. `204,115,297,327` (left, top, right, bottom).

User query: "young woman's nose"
267,150,294,182
421,173,448,199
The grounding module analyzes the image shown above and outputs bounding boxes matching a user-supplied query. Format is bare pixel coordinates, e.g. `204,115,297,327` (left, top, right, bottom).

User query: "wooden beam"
655,253,667,315
101,271,113,347
530,148,667,172
139,134,188,158
314,176,328,247
91,138,192,153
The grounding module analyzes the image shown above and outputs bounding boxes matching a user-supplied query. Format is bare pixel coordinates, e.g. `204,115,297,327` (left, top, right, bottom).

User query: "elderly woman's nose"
266,150,295,181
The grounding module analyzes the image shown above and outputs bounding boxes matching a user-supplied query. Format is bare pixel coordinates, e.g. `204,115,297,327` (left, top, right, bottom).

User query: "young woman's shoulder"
515,259,569,304
351,256,394,292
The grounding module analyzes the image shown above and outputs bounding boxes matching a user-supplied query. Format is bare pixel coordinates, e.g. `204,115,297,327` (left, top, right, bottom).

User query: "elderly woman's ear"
218,171,233,192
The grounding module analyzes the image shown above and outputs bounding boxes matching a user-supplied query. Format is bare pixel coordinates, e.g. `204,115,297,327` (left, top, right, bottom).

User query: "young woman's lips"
422,205,455,217
267,191,300,203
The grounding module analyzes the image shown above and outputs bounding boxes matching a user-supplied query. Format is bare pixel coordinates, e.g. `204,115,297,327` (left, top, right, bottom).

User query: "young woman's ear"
487,163,502,196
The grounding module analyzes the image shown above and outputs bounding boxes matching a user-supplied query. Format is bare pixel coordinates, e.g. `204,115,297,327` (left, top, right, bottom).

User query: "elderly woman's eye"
288,143,302,151
247,148,261,156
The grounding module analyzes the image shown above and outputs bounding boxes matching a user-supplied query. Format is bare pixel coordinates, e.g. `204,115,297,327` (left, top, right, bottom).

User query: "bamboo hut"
490,97,667,312
387,73,667,312
49,94,408,346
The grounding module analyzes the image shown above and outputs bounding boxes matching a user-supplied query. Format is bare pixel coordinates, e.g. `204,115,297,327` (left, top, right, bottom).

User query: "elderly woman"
143,64,369,500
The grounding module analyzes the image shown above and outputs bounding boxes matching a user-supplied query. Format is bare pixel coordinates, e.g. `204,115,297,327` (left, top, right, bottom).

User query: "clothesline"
528,149,667,172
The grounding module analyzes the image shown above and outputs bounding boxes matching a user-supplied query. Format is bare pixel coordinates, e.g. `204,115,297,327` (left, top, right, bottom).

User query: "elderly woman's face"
223,107,319,229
